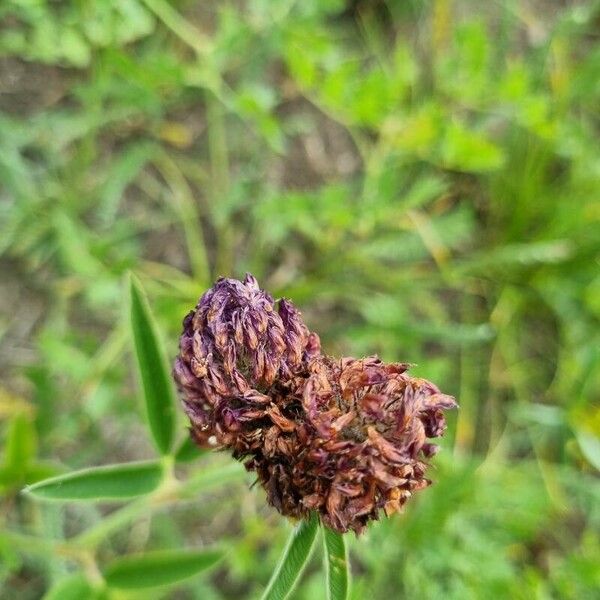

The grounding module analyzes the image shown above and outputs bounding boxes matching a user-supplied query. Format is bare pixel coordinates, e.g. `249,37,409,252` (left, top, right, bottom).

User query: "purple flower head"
173,274,319,450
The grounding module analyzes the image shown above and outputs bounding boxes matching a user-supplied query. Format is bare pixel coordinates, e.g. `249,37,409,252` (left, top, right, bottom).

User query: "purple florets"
173,274,457,534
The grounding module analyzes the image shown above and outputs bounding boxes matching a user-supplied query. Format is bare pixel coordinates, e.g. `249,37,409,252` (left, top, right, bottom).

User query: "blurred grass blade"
575,431,600,471
43,574,96,600
24,461,162,501
261,512,319,600
103,548,222,589
74,461,246,549
153,153,210,285
322,526,349,600
129,273,176,455
99,141,156,226
141,0,213,56
179,461,247,497
53,211,104,278
4,412,37,474
454,240,573,276
23,461,64,484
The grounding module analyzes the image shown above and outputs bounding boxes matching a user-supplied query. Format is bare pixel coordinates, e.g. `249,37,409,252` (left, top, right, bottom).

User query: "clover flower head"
174,275,457,534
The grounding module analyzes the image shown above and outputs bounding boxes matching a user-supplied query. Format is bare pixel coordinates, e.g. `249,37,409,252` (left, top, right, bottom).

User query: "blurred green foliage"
1,0,599,598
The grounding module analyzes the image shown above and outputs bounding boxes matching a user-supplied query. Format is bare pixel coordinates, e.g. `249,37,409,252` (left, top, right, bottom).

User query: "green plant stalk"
17,451,244,558
1,531,79,559
493,287,567,510
153,152,211,284
40,504,69,585
140,0,213,56
74,495,154,550
140,0,233,112
74,455,177,548
454,293,481,455
79,324,128,405
206,91,234,276
74,460,245,549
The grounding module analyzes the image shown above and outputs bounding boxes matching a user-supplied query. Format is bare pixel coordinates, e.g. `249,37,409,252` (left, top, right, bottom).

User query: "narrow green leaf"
129,274,176,454
261,513,319,600
24,461,162,501
322,526,350,600
43,574,96,600
103,548,222,589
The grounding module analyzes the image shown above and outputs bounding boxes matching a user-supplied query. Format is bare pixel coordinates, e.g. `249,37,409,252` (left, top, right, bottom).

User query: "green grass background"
1,0,599,598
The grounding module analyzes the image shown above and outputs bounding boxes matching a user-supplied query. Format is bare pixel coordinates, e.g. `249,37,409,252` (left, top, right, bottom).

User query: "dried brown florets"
174,275,457,534
249,355,457,534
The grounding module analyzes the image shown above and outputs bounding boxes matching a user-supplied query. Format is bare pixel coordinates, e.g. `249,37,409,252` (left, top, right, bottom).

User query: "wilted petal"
243,389,271,404
367,427,405,463
267,405,296,432
369,457,408,488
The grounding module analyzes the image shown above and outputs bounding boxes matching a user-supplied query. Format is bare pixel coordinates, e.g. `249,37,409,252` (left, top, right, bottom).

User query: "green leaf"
441,121,505,173
4,412,36,475
129,274,176,455
322,526,350,600
576,431,600,471
43,574,96,600
261,513,319,600
24,461,162,501
103,548,223,589
174,434,206,463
